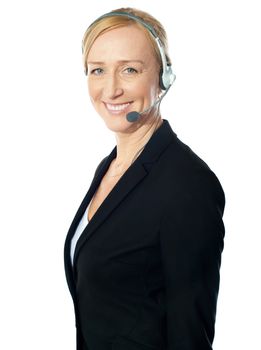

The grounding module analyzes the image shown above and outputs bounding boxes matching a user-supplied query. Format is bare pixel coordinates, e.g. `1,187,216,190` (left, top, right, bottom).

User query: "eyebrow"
87,60,145,65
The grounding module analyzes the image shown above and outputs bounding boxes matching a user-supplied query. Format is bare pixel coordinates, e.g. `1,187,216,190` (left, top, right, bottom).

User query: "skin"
87,24,164,174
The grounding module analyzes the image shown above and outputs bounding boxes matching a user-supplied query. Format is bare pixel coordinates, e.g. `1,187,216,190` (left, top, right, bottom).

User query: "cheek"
141,71,160,98
87,80,100,102
135,76,157,97
140,80,160,101
151,74,161,95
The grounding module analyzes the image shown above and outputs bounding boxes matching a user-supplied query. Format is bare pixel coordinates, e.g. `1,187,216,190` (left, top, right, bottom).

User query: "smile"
104,102,133,113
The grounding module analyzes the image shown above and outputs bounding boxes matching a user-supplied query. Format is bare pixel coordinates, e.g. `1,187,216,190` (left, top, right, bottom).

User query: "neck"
113,116,163,167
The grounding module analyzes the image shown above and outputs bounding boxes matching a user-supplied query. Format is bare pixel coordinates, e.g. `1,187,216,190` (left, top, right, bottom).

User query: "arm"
159,169,225,349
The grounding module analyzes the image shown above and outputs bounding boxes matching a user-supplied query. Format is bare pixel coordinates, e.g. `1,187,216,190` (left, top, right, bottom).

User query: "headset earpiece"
160,64,175,90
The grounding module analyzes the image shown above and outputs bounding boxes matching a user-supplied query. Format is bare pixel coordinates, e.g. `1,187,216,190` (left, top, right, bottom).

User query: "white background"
0,1,260,349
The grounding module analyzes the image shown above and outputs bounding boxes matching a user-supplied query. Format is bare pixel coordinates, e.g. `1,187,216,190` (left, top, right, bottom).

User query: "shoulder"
164,135,212,174
159,136,226,210
159,138,226,243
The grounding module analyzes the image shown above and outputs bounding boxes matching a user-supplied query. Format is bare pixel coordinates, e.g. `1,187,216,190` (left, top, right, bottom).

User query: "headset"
82,11,176,122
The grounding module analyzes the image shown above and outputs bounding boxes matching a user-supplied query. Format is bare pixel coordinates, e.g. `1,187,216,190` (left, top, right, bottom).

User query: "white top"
70,202,90,265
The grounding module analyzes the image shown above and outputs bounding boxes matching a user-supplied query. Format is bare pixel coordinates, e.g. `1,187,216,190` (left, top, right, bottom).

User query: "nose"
103,72,124,100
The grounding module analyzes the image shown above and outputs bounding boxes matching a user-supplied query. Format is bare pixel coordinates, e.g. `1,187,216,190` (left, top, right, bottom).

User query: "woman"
64,7,226,350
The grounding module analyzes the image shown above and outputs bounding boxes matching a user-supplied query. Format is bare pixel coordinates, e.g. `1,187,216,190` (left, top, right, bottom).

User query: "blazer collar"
66,119,177,270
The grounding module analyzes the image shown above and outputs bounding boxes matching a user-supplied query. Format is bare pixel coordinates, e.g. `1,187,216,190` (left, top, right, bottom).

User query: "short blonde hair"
82,7,172,75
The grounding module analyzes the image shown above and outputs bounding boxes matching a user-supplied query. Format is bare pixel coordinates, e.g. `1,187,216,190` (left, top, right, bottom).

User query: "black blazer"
64,119,226,350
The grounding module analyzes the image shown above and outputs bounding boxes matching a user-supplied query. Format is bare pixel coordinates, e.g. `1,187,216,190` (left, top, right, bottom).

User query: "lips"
104,102,133,114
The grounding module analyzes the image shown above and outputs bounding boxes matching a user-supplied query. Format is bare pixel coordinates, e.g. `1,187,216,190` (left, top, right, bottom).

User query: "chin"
100,113,138,133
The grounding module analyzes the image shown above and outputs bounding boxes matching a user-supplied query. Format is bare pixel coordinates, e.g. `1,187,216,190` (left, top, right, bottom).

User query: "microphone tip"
126,111,140,122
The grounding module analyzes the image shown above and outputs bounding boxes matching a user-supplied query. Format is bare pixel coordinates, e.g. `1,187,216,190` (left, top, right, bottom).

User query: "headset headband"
88,11,158,38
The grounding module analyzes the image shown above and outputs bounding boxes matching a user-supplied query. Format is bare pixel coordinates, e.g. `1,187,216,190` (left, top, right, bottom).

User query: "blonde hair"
82,7,172,75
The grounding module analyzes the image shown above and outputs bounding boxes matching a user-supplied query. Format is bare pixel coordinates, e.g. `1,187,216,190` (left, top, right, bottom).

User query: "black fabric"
64,119,226,350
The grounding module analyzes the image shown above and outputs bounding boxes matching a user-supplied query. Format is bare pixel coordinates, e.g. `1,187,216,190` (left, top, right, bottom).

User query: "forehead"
87,25,155,63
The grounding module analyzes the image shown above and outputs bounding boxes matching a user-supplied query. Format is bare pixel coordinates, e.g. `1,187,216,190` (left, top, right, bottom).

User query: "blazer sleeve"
159,169,225,350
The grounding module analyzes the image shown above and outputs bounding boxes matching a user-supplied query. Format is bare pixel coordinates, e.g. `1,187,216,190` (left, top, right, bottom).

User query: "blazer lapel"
64,119,177,287
73,159,148,265
64,145,117,298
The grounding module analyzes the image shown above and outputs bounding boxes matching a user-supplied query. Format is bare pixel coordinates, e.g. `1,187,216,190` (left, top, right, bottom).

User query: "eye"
90,68,104,75
124,67,138,74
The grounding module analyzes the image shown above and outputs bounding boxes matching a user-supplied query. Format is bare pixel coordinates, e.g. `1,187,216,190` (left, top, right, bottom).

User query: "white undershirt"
70,202,90,265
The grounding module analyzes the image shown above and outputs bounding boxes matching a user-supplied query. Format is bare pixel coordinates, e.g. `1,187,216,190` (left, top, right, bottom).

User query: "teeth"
106,102,131,111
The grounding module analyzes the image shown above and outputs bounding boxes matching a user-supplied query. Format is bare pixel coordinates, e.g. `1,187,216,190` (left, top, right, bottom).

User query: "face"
86,24,161,132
